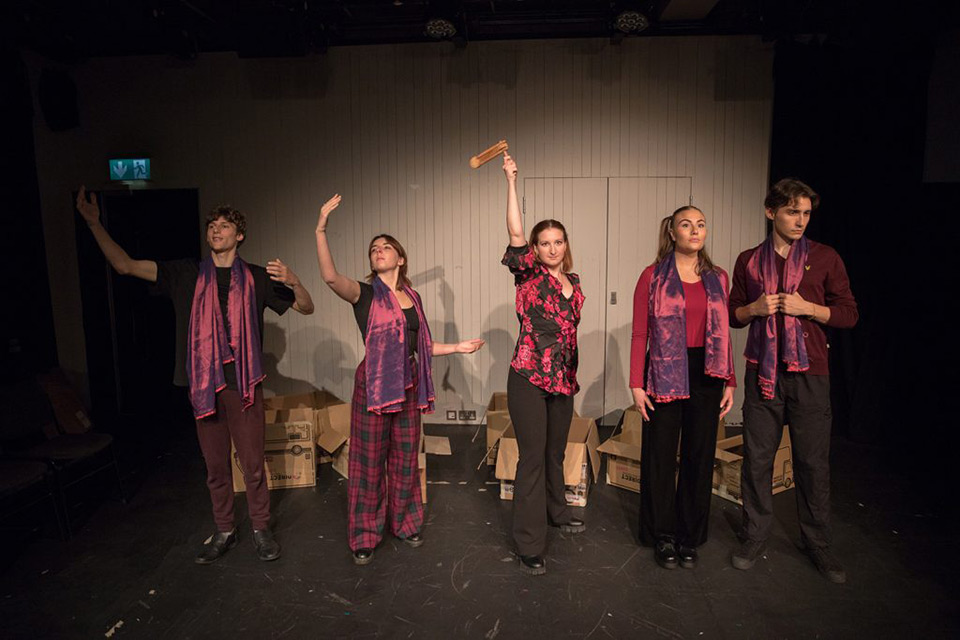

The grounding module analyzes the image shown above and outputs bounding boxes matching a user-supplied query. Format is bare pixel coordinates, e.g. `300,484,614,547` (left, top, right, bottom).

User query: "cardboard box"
37,368,93,434
597,429,643,493
317,401,446,504
485,411,512,466
264,390,345,464
495,416,601,506
713,426,793,504
486,392,509,413
232,413,317,492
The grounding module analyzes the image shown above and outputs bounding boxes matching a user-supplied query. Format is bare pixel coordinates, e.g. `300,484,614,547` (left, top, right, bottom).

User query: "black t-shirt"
353,282,419,358
153,258,295,387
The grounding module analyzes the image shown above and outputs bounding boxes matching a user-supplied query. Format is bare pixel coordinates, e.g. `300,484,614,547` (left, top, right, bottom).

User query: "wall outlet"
465,410,477,420
458,410,468,421
446,410,457,421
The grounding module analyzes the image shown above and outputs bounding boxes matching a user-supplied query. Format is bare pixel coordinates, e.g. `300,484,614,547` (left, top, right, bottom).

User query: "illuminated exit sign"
108,158,151,181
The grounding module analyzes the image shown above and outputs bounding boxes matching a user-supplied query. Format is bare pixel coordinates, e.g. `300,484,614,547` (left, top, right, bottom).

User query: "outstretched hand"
76,186,101,227
317,194,342,232
502,153,517,182
266,258,301,287
455,339,486,354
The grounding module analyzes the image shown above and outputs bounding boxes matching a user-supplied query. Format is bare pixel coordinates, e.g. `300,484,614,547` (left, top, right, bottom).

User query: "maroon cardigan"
729,239,858,376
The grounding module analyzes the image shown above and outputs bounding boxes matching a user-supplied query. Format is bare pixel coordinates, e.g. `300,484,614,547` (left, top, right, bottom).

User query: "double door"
523,177,693,423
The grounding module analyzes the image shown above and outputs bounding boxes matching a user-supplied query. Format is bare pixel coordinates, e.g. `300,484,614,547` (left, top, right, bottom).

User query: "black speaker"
38,68,79,131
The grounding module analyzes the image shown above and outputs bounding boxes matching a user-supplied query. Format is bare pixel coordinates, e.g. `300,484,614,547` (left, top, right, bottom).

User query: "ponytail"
654,206,717,275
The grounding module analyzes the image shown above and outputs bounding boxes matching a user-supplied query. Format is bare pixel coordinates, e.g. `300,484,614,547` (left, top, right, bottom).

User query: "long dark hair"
528,219,573,272
365,234,412,289
656,206,716,274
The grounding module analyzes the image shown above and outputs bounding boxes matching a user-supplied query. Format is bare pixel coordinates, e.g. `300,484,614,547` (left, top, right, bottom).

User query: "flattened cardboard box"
495,416,600,506
318,402,447,504
232,410,316,492
713,426,793,504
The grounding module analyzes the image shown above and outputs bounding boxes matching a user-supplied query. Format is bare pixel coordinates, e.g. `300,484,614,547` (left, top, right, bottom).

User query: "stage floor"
1,422,957,639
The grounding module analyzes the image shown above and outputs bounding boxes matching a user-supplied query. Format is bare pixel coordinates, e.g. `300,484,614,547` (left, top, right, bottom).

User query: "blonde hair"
529,219,573,272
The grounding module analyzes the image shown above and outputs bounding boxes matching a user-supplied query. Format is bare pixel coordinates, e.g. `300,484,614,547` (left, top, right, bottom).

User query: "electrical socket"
458,410,468,421
465,410,477,420
446,410,457,421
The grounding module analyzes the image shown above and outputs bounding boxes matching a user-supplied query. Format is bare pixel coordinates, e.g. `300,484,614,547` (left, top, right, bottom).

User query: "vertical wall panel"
35,36,772,423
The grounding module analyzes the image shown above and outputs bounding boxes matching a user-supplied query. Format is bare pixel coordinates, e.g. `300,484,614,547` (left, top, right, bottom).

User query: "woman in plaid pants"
315,194,485,565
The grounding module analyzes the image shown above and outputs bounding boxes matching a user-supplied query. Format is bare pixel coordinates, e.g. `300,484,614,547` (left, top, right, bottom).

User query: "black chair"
0,378,125,538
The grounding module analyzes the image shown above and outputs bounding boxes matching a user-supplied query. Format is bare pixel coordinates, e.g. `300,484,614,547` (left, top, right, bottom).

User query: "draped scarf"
744,234,810,399
364,276,435,414
646,252,734,402
186,256,263,419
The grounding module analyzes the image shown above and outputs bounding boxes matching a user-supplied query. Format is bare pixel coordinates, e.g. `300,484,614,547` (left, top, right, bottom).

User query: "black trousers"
639,348,725,548
507,368,574,556
740,368,832,550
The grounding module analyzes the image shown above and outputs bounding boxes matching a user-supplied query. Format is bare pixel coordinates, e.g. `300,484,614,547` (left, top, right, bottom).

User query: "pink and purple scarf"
646,252,734,402
744,234,810,399
186,257,264,419
364,276,435,415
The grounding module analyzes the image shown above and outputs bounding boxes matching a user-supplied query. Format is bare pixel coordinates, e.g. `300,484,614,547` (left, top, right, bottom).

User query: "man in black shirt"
76,186,314,564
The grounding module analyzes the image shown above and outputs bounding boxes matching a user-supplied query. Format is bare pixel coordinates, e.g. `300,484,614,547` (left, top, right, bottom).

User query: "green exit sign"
108,158,151,181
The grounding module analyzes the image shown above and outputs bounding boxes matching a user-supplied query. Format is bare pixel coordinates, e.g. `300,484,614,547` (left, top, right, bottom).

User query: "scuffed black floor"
1,422,957,639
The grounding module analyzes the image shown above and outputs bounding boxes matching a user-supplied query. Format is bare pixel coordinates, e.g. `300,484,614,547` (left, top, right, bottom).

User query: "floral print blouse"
502,244,584,395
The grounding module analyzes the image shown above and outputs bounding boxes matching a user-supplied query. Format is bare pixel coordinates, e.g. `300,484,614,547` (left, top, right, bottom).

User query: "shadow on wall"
261,322,352,399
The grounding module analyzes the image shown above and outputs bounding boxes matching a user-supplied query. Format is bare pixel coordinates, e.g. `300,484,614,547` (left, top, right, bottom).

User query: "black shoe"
253,529,281,562
553,518,587,534
731,538,766,570
519,555,546,576
655,540,679,570
678,545,698,569
195,530,237,564
353,548,375,566
402,533,424,548
806,547,847,584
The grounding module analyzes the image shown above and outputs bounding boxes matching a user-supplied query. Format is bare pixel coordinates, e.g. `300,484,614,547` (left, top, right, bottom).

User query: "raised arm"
315,194,362,304
503,153,525,247
76,186,158,282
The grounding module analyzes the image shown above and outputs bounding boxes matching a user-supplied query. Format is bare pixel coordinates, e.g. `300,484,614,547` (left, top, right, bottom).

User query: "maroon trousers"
195,387,270,531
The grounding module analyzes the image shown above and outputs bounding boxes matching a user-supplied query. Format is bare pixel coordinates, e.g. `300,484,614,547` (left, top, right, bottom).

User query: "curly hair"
205,205,247,245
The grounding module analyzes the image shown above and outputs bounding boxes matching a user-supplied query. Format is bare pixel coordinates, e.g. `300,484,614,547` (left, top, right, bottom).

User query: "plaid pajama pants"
348,358,424,551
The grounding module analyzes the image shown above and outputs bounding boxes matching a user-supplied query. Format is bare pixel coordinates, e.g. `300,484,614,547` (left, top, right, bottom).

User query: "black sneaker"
195,530,237,565
353,548,375,565
402,533,424,548
678,545,698,569
552,518,587,534
654,540,679,570
519,555,546,576
253,529,281,562
807,547,847,584
731,539,766,570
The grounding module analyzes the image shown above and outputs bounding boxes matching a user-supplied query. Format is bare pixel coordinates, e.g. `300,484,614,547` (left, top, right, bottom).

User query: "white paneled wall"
33,36,772,423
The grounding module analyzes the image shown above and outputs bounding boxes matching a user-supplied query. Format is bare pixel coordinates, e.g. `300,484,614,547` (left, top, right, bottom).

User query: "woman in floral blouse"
501,151,586,576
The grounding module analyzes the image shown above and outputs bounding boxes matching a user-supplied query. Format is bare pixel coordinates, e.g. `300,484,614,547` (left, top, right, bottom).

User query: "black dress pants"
639,348,725,548
740,368,833,550
507,368,574,556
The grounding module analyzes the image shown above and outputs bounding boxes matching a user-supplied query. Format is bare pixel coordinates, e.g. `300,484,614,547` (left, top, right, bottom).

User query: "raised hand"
502,153,518,182
76,186,101,227
455,339,486,354
266,258,301,287
317,193,342,232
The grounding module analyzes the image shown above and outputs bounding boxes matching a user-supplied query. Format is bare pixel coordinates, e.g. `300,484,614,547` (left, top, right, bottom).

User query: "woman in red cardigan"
629,206,736,570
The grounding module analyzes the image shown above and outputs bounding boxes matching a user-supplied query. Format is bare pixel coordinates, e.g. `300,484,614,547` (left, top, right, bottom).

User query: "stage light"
614,10,650,34
424,17,457,39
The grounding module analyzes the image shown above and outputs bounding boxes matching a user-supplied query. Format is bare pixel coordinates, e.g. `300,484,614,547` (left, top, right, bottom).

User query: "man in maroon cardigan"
728,178,858,584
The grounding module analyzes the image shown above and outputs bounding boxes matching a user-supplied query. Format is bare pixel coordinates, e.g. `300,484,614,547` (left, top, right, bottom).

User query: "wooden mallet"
470,139,509,169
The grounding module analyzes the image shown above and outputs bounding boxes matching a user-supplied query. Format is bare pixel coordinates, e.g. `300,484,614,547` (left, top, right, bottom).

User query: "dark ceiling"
1,0,954,61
